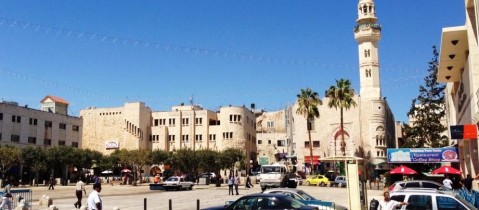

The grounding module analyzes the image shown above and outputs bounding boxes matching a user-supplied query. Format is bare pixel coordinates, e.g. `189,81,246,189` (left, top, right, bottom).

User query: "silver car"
389,189,477,210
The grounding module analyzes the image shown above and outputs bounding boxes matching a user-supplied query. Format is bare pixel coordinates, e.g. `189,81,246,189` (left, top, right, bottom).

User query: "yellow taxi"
304,175,329,186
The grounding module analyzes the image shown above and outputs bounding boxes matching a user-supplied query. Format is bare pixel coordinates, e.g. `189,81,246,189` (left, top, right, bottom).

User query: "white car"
162,176,194,191
389,189,476,210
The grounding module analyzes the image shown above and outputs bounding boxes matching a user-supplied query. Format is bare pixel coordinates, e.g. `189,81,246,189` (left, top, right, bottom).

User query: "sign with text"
450,124,477,139
387,148,459,163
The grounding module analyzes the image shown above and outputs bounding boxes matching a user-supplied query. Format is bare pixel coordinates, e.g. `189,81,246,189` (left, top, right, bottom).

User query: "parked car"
388,180,449,192
162,176,194,191
389,189,477,210
201,172,217,181
305,175,329,186
263,188,347,210
331,176,347,187
201,193,320,210
290,174,304,186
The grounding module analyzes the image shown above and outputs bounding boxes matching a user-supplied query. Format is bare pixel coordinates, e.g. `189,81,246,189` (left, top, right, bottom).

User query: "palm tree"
326,79,357,156
296,88,322,174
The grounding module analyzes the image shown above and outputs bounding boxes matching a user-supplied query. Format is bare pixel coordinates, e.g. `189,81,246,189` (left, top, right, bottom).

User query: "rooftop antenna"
189,95,194,105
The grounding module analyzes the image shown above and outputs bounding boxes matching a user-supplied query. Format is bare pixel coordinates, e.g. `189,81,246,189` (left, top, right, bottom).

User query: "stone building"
256,0,396,173
0,96,82,148
437,0,479,177
80,102,257,164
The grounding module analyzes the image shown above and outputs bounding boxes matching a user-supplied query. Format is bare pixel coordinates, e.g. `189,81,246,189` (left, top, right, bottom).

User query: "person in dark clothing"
48,175,55,190
462,174,474,192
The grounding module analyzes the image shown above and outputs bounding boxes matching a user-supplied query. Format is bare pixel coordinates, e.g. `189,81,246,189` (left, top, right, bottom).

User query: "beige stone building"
80,102,257,164
0,96,82,148
438,0,479,177
256,0,396,174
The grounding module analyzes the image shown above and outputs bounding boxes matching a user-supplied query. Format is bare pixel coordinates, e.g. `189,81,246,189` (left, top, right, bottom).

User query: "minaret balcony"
354,23,381,32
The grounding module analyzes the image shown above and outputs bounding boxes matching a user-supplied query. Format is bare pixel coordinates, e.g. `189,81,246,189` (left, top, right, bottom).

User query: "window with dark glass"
44,139,52,146
313,141,320,147
45,121,52,128
11,135,20,142
28,137,36,144
59,123,66,129
72,142,79,148
58,140,66,146
72,125,79,131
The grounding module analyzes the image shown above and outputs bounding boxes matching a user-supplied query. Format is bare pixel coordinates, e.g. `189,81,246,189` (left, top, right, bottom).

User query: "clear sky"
0,1,465,122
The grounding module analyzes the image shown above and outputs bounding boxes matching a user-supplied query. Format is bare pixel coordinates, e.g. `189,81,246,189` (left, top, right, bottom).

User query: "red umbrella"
390,165,417,175
431,166,461,175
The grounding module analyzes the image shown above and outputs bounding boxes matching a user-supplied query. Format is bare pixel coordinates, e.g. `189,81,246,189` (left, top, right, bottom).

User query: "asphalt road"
22,182,386,210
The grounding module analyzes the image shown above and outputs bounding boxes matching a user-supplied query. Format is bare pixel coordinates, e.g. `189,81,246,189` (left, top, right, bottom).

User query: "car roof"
391,189,451,195
263,188,302,193
243,193,290,198
394,180,441,184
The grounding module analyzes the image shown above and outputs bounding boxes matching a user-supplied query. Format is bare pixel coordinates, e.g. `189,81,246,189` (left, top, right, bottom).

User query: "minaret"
354,0,381,99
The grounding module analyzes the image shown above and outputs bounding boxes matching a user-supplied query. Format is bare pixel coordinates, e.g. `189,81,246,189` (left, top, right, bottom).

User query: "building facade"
80,102,257,164
438,0,479,177
0,96,82,148
256,0,396,174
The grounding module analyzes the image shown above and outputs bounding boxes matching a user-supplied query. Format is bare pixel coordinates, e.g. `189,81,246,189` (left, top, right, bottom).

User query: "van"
259,163,289,191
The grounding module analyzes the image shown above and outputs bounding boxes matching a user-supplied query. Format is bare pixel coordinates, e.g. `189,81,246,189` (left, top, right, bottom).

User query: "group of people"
226,173,254,195
73,176,103,210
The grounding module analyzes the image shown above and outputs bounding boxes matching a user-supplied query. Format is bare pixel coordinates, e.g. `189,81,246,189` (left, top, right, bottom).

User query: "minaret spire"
354,0,382,99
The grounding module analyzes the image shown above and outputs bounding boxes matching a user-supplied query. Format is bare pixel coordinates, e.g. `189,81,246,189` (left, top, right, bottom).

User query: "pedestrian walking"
87,183,102,210
234,174,240,195
48,175,55,190
3,182,11,194
245,175,253,188
227,175,234,195
462,174,474,192
74,178,87,209
0,193,12,210
442,175,453,190
378,191,408,210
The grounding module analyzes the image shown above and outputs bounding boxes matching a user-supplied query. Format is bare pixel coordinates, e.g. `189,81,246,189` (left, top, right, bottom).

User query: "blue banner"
387,148,459,163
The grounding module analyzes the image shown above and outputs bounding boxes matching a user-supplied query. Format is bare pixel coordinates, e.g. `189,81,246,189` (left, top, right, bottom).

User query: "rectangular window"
229,114,242,122
277,140,286,147
307,120,315,130
258,140,262,145
29,118,38,125
195,117,202,125
168,135,175,142
11,115,21,123
267,121,274,128
169,118,176,126
154,119,159,126
195,134,202,141
268,140,271,144
0,133,2,141
182,135,189,142
28,137,37,144
72,142,79,148
0,113,3,120
313,141,320,147
72,125,79,131
11,135,20,142
44,139,52,146
59,123,66,129
160,119,166,125
304,141,310,148
209,134,216,141
182,118,189,125
58,140,66,146
45,121,52,128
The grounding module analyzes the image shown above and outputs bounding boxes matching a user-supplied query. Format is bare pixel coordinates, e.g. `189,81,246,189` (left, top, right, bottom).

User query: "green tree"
21,146,47,186
129,149,151,185
45,146,75,185
404,46,448,148
221,147,245,175
296,88,322,173
0,145,22,181
151,149,170,166
326,79,357,156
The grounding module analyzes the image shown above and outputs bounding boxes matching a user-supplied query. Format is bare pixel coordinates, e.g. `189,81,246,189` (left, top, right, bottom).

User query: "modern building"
80,102,257,166
256,0,396,174
0,96,82,148
437,0,479,177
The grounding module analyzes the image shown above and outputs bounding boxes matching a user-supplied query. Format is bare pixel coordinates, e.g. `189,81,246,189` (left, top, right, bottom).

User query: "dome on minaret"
359,0,374,3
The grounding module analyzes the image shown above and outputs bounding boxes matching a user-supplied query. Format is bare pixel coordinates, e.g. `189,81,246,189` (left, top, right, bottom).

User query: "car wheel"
179,185,182,191
338,183,343,188
320,182,325,187
261,187,266,192
305,181,310,186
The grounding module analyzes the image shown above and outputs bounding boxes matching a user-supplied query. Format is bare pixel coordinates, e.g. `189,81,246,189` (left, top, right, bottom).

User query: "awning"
304,156,320,165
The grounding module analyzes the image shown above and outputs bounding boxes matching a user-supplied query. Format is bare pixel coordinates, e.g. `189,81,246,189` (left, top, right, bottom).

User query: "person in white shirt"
74,179,87,209
443,175,453,190
379,191,408,210
87,183,102,210
0,193,12,210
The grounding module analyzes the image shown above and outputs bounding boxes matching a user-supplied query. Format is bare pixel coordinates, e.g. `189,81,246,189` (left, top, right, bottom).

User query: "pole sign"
387,148,459,163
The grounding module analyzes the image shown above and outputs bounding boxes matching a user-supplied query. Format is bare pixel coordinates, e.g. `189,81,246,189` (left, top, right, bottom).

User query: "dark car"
201,193,319,210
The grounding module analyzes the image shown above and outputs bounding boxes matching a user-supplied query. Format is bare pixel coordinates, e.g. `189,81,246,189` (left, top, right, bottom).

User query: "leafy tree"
21,146,47,186
129,149,151,185
196,149,220,173
151,149,170,166
171,149,197,180
326,79,357,156
45,146,75,185
0,144,22,184
404,46,448,148
296,88,322,173
221,147,245,175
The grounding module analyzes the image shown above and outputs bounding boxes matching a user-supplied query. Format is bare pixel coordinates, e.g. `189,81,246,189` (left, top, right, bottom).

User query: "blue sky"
0,1,465,122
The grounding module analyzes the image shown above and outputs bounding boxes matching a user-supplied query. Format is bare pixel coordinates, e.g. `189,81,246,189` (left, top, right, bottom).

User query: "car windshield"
296,190,316,200
261,166,284,173
166,177,178,181
286,196,307,208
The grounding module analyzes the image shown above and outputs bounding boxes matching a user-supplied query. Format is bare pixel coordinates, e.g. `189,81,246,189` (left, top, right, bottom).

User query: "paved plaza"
23,183,387,210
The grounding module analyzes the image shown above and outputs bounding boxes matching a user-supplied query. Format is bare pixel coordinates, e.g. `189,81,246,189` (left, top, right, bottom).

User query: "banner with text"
387,148,459,163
